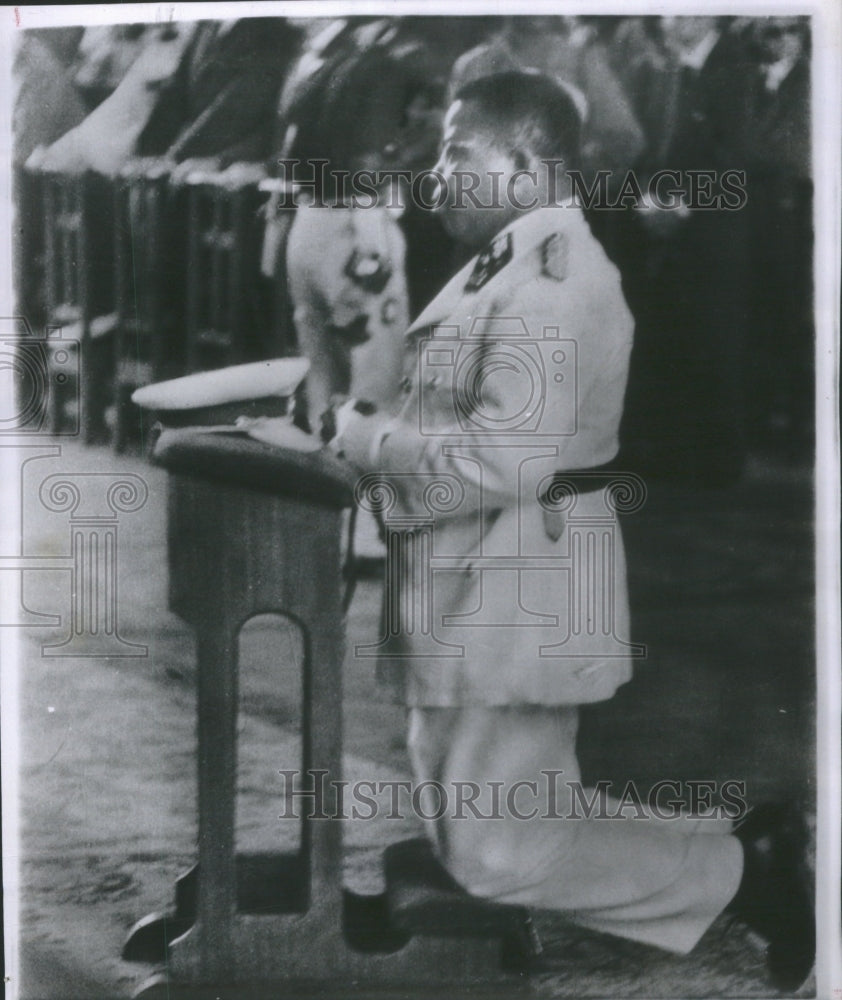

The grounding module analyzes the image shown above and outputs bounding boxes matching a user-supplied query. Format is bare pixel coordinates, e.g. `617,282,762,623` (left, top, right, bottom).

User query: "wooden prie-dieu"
123,429,540,999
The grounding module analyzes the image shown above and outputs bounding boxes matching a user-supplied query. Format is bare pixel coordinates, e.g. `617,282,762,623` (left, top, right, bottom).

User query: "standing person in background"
25,23,197,177
614,17,753,484
281,24,450,558
608,16,669,127
286,199,410,430
70,24,152,111
13,28,87,165
282,30,444,428
27,19,301,178
742,17,812,459
139,18,302,172
271,16,481,356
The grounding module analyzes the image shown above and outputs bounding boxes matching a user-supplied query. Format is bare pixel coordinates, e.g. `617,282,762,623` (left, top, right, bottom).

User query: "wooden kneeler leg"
124,433,540,996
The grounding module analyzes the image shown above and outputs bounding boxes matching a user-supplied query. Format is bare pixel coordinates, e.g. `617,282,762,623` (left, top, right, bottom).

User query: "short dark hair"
454,70,582,166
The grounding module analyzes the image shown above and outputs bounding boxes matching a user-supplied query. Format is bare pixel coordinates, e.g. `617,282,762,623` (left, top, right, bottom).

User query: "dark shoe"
729,803,815,992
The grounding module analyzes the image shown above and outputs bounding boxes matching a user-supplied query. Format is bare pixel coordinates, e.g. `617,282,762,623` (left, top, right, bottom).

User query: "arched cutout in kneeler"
123,429,540,998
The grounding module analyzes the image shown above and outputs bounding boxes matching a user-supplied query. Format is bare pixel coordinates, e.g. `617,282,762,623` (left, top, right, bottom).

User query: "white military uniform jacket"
338,204,638,707
287,202,409,428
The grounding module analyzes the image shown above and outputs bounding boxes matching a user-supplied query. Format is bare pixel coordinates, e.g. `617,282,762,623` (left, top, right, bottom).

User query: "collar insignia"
464,232,513,292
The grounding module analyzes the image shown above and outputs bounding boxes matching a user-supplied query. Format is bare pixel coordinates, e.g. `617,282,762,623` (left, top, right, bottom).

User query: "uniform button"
400,376,413,394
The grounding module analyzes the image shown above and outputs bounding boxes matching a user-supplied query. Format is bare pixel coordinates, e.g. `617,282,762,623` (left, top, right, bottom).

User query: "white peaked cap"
132,357,310,411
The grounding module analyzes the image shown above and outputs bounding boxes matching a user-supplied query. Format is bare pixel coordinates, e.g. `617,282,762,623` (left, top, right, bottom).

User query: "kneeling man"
330,71,813,991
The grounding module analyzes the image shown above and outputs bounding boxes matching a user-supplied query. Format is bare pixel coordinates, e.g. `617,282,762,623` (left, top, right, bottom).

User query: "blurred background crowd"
13,14,811,483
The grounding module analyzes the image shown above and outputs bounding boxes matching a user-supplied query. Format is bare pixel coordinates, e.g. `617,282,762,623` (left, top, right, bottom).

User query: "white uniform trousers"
407,705,744,954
